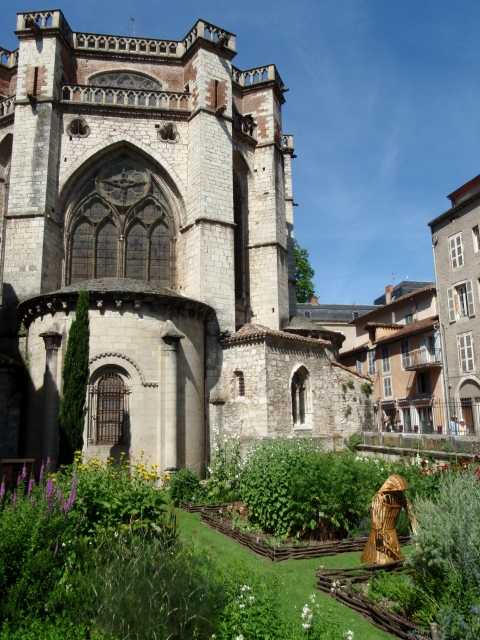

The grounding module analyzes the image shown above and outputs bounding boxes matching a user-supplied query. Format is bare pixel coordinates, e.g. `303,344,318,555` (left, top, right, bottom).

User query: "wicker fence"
316,561,431,639
195,508,410,562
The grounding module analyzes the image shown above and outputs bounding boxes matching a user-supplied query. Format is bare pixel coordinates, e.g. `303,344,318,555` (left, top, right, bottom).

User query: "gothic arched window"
291,367,310,426
66,155,174,286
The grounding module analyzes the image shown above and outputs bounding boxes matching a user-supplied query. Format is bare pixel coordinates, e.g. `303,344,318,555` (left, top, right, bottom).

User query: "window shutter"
457,234,464,266
466,333,474,371
447,287,456,322
466,280,475,316
450,237,457,268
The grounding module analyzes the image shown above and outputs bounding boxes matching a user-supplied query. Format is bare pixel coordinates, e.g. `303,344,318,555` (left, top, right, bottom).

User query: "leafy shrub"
0,619,95,640
206,427,243,503
169,468,207,505
408,470,480,635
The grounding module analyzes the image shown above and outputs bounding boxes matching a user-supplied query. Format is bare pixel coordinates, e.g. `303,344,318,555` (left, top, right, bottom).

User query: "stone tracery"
66,155,174,286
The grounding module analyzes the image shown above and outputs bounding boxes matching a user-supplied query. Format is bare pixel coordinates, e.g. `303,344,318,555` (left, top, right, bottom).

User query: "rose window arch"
66,155,175,286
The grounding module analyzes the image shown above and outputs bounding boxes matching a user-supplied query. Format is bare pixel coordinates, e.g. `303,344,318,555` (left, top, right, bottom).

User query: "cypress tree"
58,290,90,465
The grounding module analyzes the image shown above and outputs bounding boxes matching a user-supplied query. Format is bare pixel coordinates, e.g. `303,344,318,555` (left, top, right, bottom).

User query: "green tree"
294,239,315,303
58,290,90,465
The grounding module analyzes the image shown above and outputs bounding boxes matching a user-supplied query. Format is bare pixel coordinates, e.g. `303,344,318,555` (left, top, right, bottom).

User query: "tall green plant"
58,291,90,465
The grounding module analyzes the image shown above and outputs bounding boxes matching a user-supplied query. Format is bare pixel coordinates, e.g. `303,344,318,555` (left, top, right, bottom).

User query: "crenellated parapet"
0,48,18,69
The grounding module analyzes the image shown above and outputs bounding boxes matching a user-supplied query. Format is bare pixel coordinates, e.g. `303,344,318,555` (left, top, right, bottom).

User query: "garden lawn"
176,508,404,640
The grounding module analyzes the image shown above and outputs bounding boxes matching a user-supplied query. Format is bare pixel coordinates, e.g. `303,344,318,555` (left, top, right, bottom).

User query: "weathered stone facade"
0,10,367,471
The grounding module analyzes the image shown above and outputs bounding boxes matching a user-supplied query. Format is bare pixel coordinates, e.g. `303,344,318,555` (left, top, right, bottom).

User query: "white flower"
241,585,251,591
248,596,255,601
302,623,311,629
114,532,118,537
239,604,245,609
235,635,244,640
309,594,316,604
343,632,354,640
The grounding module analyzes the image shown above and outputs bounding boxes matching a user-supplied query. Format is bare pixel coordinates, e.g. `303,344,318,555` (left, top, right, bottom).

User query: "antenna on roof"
391,270,396,287
129,17,141,37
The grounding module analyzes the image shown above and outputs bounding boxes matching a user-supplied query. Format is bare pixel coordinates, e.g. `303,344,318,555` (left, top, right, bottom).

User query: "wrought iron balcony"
404,348,442,371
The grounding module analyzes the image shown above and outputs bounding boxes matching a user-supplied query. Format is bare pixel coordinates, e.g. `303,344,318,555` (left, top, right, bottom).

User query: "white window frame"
473,225,480,252
367,350,376,375
405,313,413,325
458,332,475,373
383,376,393,398
382,345,391,373
401,339,410,369
449,232,464,269
355,354,362,374
447,281,475,322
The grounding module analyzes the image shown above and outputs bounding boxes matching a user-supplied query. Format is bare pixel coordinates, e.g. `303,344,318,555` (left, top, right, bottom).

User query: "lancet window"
93,372,127,445
291,367,310,426
66,155,174,286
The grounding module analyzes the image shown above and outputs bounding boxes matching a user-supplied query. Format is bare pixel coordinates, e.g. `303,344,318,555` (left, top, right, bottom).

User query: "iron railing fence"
360,398,480,436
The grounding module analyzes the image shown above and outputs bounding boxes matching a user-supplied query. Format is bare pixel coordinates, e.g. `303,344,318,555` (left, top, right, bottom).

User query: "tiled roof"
330,360,372,380
283,317,345,342
349,284,436,324
374,316,438,344
222,323,330,346
364,322,403,330
339,342,370,358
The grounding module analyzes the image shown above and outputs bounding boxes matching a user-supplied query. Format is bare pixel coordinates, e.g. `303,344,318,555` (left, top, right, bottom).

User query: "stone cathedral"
0,10,366,473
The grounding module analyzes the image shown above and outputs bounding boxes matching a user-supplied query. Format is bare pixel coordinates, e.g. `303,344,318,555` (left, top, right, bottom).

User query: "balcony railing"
61,85,190,111
232,64,285,92
361,398,480,436
404,348,442,370
0,95,15,119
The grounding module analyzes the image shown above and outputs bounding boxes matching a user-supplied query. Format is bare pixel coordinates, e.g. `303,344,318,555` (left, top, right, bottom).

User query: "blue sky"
2,0,480,304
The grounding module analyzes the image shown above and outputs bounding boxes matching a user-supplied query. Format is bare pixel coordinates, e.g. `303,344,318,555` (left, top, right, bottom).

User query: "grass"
176,508,404,639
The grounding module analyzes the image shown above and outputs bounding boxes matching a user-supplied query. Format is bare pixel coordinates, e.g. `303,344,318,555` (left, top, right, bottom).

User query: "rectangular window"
458,332,475,373
449,232,464,269
353,311,359,319
383,376,392,398
382,345,391,373
355,354,362,374
367,350,376,375
304,311,311,319
417,371,431,395
448,281,475,322
405,313,413,325
401,339,410,368
473,225,480,252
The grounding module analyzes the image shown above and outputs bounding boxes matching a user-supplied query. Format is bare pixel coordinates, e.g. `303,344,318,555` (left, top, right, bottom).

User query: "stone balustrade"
74,33,183,57
0,96,15,119
61,84,190,111
233,111,257,139
281,134,294,150
16,10,73,44
232,64,285,91
13,11,236,59
183,19,236,53
0,48,18,68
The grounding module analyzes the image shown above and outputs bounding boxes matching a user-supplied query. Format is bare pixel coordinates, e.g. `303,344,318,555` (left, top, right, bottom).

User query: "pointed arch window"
67,155,175,285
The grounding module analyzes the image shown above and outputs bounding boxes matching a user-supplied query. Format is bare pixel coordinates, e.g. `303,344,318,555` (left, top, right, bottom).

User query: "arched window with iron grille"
94,372,126,444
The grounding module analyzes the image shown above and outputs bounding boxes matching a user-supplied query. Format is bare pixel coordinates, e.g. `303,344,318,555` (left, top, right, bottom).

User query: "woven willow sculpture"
361,474,417,565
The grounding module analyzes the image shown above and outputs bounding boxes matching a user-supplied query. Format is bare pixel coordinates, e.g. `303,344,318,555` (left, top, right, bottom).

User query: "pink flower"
27,477,35,497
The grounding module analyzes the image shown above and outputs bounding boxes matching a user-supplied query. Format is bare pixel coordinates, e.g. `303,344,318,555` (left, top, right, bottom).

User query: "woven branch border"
316,562,431,639
192,507,410,562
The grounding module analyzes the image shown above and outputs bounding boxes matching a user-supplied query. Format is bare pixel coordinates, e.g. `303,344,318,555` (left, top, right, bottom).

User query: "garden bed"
316,561,430,639
198,508,410,562
180,502,232,514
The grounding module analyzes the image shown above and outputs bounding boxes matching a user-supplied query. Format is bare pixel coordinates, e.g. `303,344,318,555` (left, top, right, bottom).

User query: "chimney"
310,296,319,305
385,285,394,304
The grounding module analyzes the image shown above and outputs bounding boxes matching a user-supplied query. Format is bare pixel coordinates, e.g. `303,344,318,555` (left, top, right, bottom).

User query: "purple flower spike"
27,477,35,497
21,466,27,479
39,464,45,483
54,543,58,555
64,473,77,514
45,477,54,500
46,457,51,467
57,487,62,504
16,474,21,486
0,481,5,499
48,498,54,515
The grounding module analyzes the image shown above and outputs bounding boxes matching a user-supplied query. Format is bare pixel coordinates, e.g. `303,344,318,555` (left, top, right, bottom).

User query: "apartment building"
429,174,480,433
339,284,448,433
